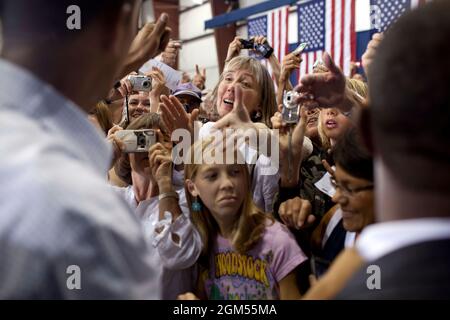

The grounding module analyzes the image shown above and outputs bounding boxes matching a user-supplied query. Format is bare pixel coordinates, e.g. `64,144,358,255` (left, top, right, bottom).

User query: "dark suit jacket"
336,239,450,299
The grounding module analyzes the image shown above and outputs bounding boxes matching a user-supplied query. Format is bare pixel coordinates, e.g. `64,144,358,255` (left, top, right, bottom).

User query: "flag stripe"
325,0,332,56
330,0,336,61
272,11,277,61
284,8,289,60
247,6,289,87
277,10,282,61
343,0,351,74
350,0,356,63
271,11,275,56
297,0,357,79
299,53,307,82
317,50,323,67
282,7,287,60
334,0,341,70
305,53,309,75
310,52,316,73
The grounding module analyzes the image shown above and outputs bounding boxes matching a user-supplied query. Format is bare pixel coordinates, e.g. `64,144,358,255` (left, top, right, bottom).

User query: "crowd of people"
0,0,449,299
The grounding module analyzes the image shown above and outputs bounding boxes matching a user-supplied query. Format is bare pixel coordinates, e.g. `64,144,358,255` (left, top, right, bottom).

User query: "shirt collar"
0,58,111,173
356,217,450,262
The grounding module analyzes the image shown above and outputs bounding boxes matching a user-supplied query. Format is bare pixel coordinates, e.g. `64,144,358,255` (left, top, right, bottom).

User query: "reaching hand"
159,95,199,140
294,52,348,111
213,85,255,132
160,39,182,69
119,13,171,78
277,106,307,159
270,110,288,136
273,106,308,186
279,197,316,229
322,159,335,178
362,33,383,81
148,142,173,187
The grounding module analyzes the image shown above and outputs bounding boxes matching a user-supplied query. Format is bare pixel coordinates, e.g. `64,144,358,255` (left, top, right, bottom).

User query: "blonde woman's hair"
213,56,277,128
347,78,368,99
184,138,272,267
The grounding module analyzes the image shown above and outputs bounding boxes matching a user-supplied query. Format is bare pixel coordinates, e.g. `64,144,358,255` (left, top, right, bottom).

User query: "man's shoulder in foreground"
336,239,450,300
0,96,160,299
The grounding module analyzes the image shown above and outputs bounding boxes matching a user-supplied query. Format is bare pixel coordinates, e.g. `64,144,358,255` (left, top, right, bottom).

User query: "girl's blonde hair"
184,138,272,266
212,56,277,128
317,78,368,149
347,78,368,98
317,109,332,150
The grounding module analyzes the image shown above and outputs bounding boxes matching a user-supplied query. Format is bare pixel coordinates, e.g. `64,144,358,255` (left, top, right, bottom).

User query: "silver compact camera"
127,75,152,92
115,129,156,153
282,91,301,124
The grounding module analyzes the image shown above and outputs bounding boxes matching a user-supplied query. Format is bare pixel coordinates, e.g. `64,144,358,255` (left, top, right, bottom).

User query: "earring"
251,111,262,122
192,197,202,211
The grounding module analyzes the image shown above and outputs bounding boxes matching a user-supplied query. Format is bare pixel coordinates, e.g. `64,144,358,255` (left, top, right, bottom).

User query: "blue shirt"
0,59,161,299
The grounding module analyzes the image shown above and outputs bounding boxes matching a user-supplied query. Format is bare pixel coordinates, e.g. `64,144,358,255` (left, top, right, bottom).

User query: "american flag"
370,0,430,32
297,0,356,78
247,6,290,79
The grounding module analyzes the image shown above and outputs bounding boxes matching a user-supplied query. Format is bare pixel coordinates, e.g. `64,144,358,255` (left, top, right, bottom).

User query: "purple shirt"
203,220,307,300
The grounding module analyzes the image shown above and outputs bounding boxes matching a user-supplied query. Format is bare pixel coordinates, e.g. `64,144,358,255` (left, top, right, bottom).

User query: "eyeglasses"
331,178,373,197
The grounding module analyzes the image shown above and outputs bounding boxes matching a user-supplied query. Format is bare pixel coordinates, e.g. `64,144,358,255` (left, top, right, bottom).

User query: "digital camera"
127,75,152,92
292,42,308,56
115,129,156,153
240,39,254,49
282,91,301,124
239,39,274,59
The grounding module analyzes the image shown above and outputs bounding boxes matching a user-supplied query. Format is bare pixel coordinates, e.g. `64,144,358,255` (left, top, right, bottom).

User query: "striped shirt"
0,59,160,299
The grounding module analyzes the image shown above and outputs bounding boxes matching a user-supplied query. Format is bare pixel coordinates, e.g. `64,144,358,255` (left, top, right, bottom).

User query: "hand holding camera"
282,91,302,124
112,72,152,101
106,125,125,169
147,67,166,98
119,13,171,79
127,74,152,92
225,36,245,63
280,53,302,83
240,36,274,59
276,102,308,187
115,129,157,153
